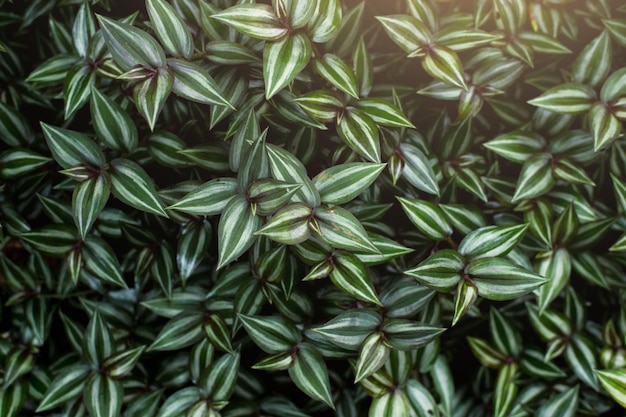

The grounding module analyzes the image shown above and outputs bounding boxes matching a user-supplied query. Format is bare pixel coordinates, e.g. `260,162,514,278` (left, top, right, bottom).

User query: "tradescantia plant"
2,0,626,415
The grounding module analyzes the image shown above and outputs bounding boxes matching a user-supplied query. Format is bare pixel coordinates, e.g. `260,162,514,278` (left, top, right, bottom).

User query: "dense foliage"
1,0,626,415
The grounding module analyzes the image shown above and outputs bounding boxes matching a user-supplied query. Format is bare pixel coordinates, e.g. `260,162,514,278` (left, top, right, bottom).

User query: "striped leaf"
177,220,211,281
458,224,528,261
41,123,105,169
314,162,385,205
102,346,145,378
96,15,166,70
369,389,411,417
83,373,123,417
313,53,359,99
356,98,414,128
72,173,110,240
19,225,78,258
210,4,288,41
596,369,626,408
399,143,439,195
155,387,201,417
406,379,440,417
247,178,302,216
293,89,344,123
376,15,431,53
146,0,193,58
0,381,26,417
26,54,76,84
405,249,464,292
3,346,36,388
489,307,522,357
72,1,95,57
355,332,389,382
110,158,168,217
0,101,33,146
289,343,334,408
90,86,138,152
217,194,261,269
565,334,599,390
519,348,566,379
83,309,114,367
483,130,546,164
313,309,381,350
133,67,173,131
279,0,316,29
267,143,321,206
382,319,444,351
168,178,237,216
239,314,300,354
63,63,95,119
83,236,126,288
437,28,503,52
453,279,478,325
355,233,414,266
572,30,612,89
536,385,578,417
330,252,381,306
255,202,312,245
314,205,378,253
263,32,311,100
468,337,506,368
512,153,555,202
600,67,626,103
468,258,547,301
308,0,341,43
589,102,622,151
148,312,204,351
169,59,232,108
494,364,518,417
337,107,380,163
421,45,467,90
536,248,571,313
203,314,233,353
202,352,240,401
36,365,90,412
398,197,452,240
0,148,51,179
148,131,192,168
527,83,596,114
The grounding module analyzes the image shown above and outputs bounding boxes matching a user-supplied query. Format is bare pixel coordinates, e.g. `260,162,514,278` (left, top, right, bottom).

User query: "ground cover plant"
1,0,626,415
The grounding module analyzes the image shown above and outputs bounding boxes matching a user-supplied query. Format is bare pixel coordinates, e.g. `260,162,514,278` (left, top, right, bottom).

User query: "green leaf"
398,197,452,240
467,337,506,369
536,248,571,313
314,205,378,253
148,312,204,351
110,158,167,217
355,332,390,382
314,162,385,205
203,314,233,353
63,63,95,119
489,307,522,357
0,381,26,417
536,385,578,417
337,107,380,163
512,153,555,202
313,53,359,99
494,363,518,417
399,143,440,196
167,178,237,216
36,365,90,412
239,314,300,354
483,130,546,164
169,59,233,108
293,89,344,123
369,389,411,417
102,346,145,378
255,202,313,245
19,225,78,258
177,220,211,281
527,83,596,114
41,123,105,169
83,373,123,417
458,224,528,261
72,173,110,240
589,102,622,151
355,233,414,266
382,319,444,351
405,249,464,292
83,236,126,288
357,98,414,128
217,194,261,269
329,252,381,306
453,279,478,326
211,4,287,41
133,67,173,131
596,369,626,408
0,148,51,179
0,101,33,146
263,32,311,100
146,0,193,58
406,379,440,417
468,258,547,301
308,0,342,43
437,28,503,51
353,37,373,96
375,15,431,53
90,87,138,152
155,387,201,417
572,30,612,89
289,343,334,408
565,334,599,390
267,143,321,206
202,352,240,401
247,178,302,216
601,67,626,103
83,309,114,366
313,309,381,350
96,14,166,70
421,45,467,90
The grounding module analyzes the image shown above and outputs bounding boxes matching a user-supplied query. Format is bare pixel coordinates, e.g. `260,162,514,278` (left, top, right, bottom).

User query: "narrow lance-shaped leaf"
264,32,312,100
36,365,90,412
72,173,110,240
314,205,379,253
83,236,127,288
313,53,359,99
96,14,166,70
133,67,173,131
337,107,380,163
167,178,237,216
596,369,626,408
83,309,114,367
512,153,555,202
313,309,381,350
168,59,233,108
458,224,528,261
405,249,464,292
400,143,440,196
148,312,204,351
355,332,390,382
90,86,138,152
63,63,95,120
375,15,431,53
255,202,312,245
308,0,341,43
41,123,105,169
398,197,452,240
536,248,571,313
289,343,335,408
314,163,385,205
202,352,240,401
421,45,467,90
330,252,381,306
110,158,168,217
382,319,445,351
0,148,51,179
146,0,193,58
527,83,596,114
357,98,414,128
468,258,547,301
217,195,261,269
210,4,288,41
83,373,123,417
239,314,300,354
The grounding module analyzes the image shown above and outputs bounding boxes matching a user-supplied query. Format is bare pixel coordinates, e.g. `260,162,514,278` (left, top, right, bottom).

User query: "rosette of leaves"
1,0,626,416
